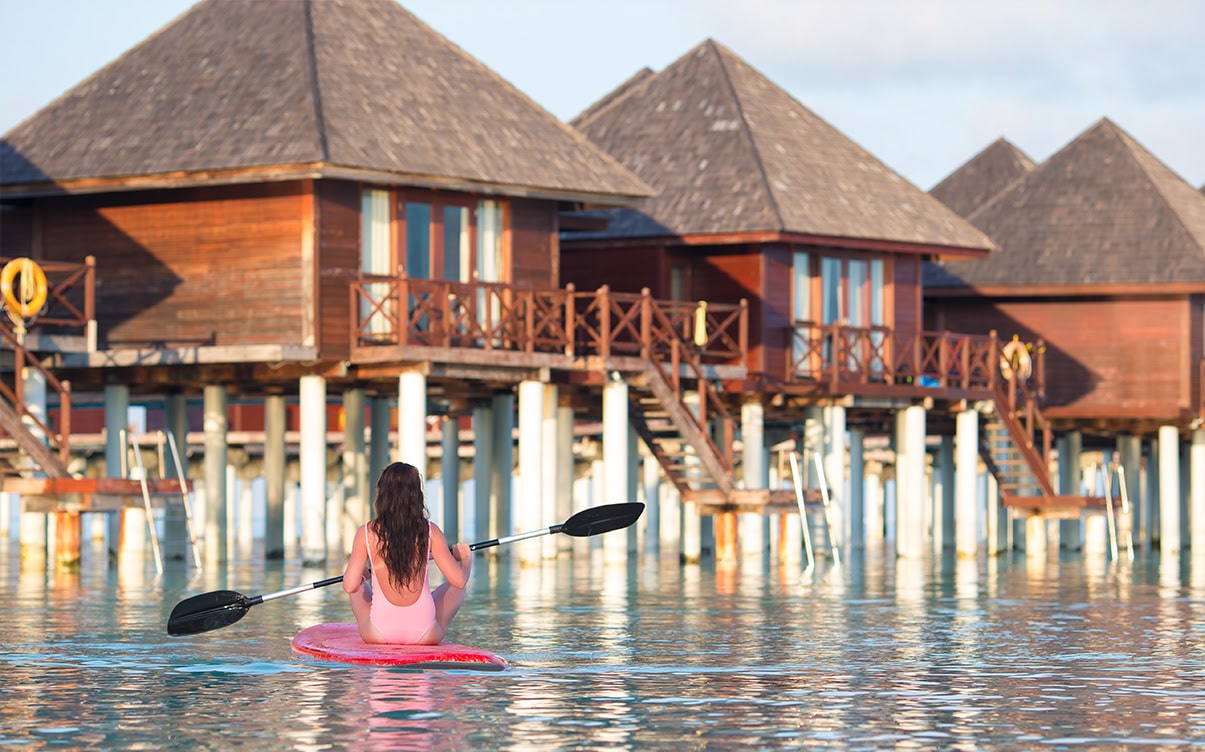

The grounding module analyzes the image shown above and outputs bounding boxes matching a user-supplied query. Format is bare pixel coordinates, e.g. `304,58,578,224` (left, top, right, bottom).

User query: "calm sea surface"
3,539,1205,751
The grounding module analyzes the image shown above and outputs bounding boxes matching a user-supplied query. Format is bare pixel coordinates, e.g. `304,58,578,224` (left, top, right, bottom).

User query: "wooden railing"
786,321,1001,392
352,277,747,368
787,320,1056,488
0,256,97,473
0,324,71,473
24,256,96,334
638,291,738,471
352,278,747,467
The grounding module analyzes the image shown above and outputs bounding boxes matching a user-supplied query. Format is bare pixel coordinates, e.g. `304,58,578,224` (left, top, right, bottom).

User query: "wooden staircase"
0,256,97,480
622,310,795,514
628,363,732,499
983,375,1103,518
0,329,72,479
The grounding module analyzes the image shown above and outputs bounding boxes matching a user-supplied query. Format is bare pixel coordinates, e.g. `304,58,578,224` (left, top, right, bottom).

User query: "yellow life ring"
999,337,1032,382
1,258,49,320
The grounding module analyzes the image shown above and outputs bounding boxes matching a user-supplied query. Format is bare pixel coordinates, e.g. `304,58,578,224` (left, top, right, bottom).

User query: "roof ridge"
962,137,1048,223
571,67,656,130
303,0,329,161
1106,120,1205,254
710,41,786,232
390,2,648,195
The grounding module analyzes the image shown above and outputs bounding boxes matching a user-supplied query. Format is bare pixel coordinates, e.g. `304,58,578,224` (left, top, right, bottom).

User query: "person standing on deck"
342,462,472,644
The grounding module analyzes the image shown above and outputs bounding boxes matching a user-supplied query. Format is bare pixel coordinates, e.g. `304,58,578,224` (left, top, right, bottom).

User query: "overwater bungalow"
929,138,1035,219
926,118,1205,555
561,40,1099,560
1,0,669,568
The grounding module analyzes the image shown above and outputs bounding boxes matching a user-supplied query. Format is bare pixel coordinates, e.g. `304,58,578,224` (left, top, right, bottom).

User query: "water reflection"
4,538,1205,749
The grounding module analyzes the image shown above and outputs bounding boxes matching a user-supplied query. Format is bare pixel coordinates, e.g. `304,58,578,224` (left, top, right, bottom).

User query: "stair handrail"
640,290,736,469
988,335,1055,497
995,337,1053,463
0,323,72,471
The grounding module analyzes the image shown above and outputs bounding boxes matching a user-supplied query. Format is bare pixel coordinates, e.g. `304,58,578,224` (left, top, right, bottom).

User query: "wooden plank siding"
511,199,559,289
759,244,793,380
695,247,767,375
316,180,361,360
36,183,308,349
893,255,920,340
1193,294,1204,417
0,203,34,256
562,244,669,298
928,296,1194,421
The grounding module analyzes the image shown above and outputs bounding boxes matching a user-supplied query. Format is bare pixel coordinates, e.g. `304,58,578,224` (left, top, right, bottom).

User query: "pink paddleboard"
292,622,507,670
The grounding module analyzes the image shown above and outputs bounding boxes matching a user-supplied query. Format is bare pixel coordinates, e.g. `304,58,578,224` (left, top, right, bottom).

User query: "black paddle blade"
561,502,644,538
167,590,251,636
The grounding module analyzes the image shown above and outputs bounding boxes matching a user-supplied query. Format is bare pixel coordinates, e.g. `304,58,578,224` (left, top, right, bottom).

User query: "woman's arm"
342,525,370,594
429,523,470,589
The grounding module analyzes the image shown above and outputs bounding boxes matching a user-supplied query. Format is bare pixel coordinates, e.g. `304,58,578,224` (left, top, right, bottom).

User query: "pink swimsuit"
366,524,436,644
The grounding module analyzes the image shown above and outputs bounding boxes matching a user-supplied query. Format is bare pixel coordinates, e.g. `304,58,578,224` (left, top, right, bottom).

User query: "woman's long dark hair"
369,462,429,590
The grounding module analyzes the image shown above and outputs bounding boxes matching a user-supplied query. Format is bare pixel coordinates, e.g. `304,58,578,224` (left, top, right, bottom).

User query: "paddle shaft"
259,526,566,601
469,523,563,552
257,576,343,605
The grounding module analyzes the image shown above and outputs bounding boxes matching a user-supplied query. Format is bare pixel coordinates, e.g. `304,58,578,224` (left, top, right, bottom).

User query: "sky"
1,0,1202,192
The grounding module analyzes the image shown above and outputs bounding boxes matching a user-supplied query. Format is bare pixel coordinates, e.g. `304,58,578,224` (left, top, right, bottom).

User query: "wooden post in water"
602,376,629,564
715,512,738,564
1158,425,1182,555
895,405,927,559
955,408,980,557
518,378,545,565
1191,429,1205,554
203,384,228,564
299,375,327,564
740,398,767,560
54,511,81,570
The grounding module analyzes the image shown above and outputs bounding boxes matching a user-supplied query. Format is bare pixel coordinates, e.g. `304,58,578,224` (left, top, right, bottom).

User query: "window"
361,189,392,337
359,189,512,342
792,251,810,368
404,202,432,279
792,250,889,374
443,206,470,282
361,189,391,276
477,200,504,284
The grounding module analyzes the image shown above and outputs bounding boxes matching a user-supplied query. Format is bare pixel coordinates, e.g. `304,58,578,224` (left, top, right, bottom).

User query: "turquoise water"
3,540,1205,750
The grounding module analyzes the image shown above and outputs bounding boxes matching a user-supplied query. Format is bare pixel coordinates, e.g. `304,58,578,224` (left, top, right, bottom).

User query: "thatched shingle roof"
0,0,650,203
930,138,1035,218
927,118,1205,289
569,40,993,254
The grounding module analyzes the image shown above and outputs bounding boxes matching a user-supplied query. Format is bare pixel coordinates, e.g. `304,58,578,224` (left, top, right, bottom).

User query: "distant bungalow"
562,39,1103,559
927,118,1205,554
930,138,1035,219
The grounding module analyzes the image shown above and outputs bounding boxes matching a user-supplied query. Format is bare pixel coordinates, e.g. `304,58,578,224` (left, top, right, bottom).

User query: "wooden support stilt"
715,511,738,563
54,511,81,570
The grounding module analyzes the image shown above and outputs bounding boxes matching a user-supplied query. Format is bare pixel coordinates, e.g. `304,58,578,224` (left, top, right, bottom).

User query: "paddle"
167,501,644,636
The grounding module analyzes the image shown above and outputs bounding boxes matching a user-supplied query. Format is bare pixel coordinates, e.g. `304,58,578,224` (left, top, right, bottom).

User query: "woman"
342,462,472,644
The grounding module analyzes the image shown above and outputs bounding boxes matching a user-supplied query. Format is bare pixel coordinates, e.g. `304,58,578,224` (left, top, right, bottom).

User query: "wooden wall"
928,295,1194,421
316,180,360,359
697,245,778,375
561,244,667,296
36,182,309,349
893,256,920,340
511,199,558,289
0,203,34,255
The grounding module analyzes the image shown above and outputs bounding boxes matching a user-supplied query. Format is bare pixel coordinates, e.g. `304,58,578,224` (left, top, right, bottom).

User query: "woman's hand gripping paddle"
166,501,644,635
